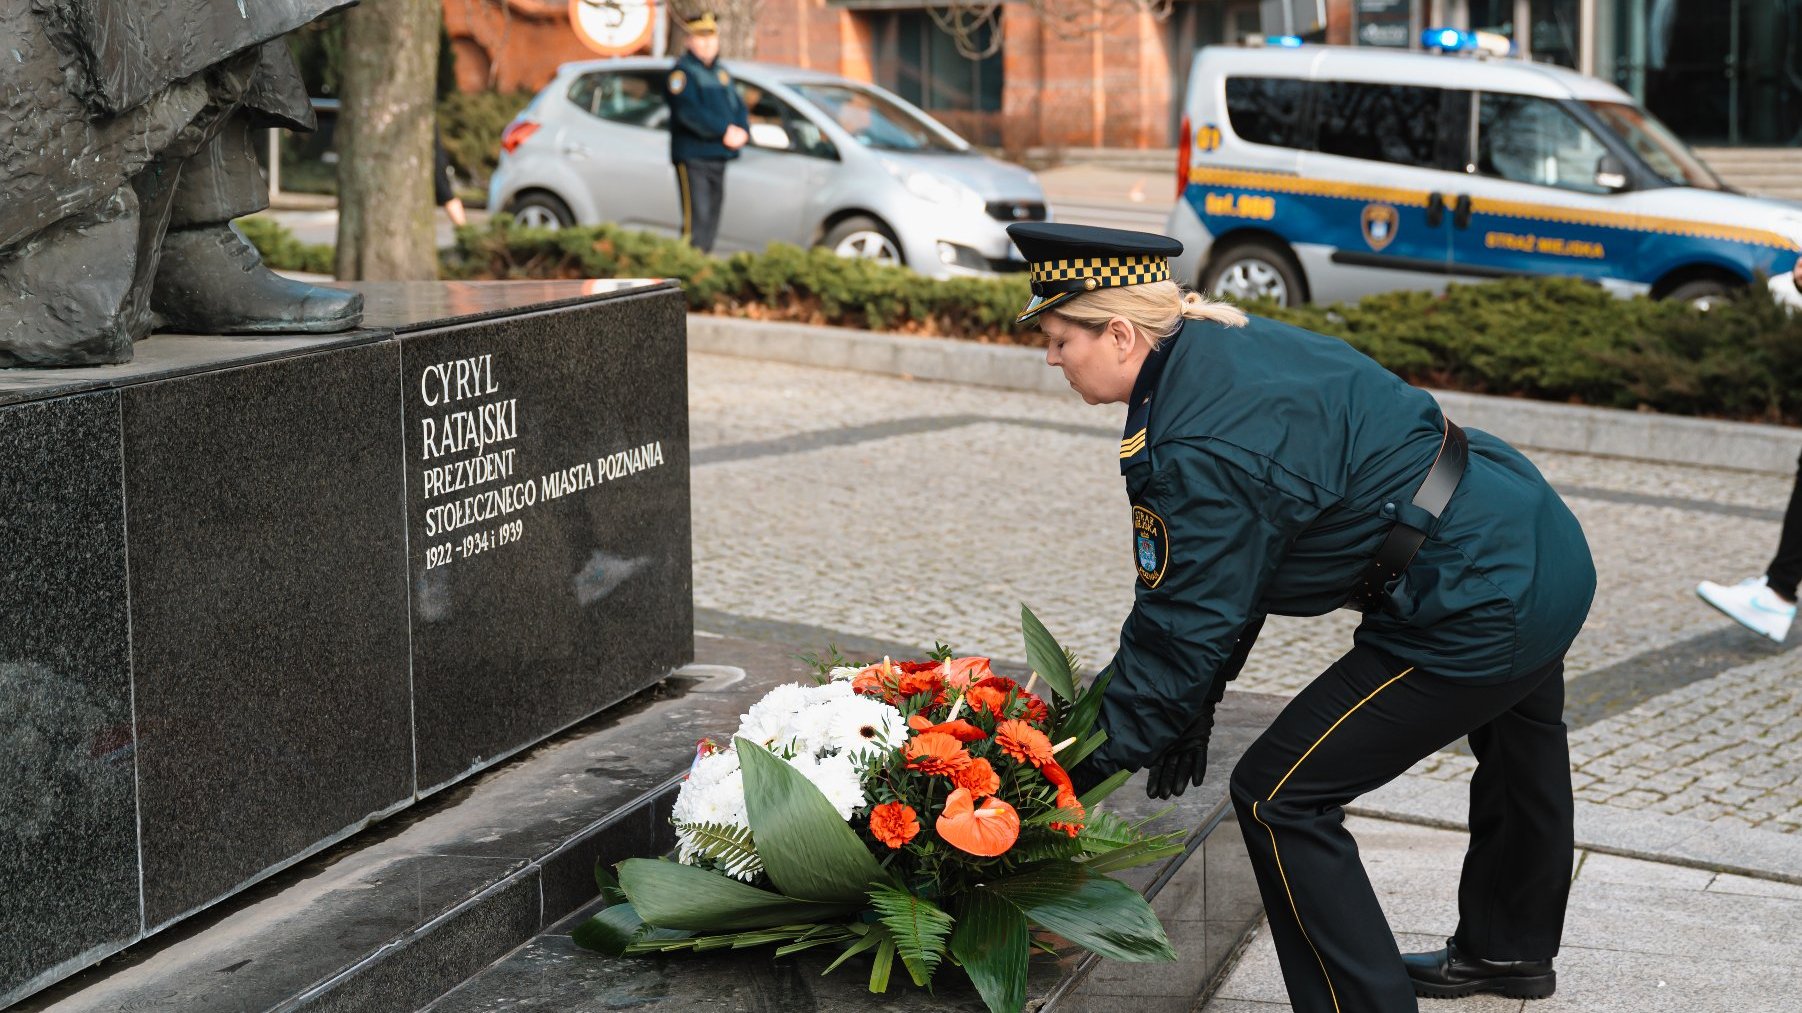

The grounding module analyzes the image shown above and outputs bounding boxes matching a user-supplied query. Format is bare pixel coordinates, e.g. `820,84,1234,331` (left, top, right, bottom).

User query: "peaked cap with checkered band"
1006,223,1184,324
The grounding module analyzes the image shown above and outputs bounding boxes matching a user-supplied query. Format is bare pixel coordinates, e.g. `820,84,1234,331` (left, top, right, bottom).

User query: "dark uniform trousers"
1230,645,1573,1013
676,158,727,254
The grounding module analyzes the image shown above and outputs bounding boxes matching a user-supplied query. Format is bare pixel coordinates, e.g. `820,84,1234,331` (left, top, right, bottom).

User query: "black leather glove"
1145,616,1264,800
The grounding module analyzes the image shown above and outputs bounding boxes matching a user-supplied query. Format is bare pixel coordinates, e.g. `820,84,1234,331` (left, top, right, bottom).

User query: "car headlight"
886,161,984,213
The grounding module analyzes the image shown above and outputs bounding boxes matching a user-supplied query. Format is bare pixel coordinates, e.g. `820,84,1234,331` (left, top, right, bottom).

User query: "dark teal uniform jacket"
667,51,750,164
1091,314,1596,773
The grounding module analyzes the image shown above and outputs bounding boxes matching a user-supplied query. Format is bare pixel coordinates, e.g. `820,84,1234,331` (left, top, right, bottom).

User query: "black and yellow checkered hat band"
1028,255,1170,296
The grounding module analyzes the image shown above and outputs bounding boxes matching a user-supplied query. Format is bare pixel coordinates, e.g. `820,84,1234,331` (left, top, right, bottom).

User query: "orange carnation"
907,714,987,742
963,684,1009,717
869,801,920,849
953,757,1001,797
904,731,972,775
936,788,1020,857
898,669,945,699
995,719,1055,768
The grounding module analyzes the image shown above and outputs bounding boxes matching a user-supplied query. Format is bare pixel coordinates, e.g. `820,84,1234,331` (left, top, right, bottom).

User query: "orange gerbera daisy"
898,669,945,699
907,714,987,742
953,756,1001,797
936,788,1020,857
995,719,1055,768
904,731,972,775
869,801,921,849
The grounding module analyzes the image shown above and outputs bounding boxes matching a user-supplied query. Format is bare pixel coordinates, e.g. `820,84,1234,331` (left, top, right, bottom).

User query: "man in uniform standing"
665,13,749,254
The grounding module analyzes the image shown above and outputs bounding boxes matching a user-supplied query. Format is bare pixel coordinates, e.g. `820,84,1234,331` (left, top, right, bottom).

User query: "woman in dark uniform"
1011,223,1597,1012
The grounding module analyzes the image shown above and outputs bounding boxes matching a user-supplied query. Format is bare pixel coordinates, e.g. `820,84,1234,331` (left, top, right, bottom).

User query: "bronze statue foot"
151,222,364,335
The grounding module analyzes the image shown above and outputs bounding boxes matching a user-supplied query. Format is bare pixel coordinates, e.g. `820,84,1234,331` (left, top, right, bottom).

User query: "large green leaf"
868,883,955,988
950,890,1029,1013
1079,839,1187,876
737,737,886,904
869,925,898,993
572,902,648,956
617,857,859,931
1020,604,1077,702
1077,769,1133,810
1056,667,1113,741
593,861,628,906
987,863,1175,963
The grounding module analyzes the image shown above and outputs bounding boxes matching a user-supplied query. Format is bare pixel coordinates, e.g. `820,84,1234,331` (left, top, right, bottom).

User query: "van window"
1476,93,1611,193
568,71,668,130
1314,82,1447,169
1223,77,1310,149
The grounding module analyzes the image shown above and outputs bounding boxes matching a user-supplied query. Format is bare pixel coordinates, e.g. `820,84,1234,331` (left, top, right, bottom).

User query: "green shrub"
376,217,1802,425
238,216,335,275
437,91,534,189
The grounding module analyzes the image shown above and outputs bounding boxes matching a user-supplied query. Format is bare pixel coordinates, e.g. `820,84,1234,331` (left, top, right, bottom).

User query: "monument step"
11,636,805,1013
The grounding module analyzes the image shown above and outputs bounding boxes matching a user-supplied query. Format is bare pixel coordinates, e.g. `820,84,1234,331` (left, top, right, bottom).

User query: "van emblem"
1362,204,1399,252
1195,123,1223,153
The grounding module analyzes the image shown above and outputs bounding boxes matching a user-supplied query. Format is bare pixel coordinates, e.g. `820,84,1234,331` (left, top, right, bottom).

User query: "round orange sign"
569,0,656,56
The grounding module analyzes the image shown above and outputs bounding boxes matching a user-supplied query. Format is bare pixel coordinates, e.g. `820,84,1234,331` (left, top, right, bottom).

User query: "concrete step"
13,637,809,1013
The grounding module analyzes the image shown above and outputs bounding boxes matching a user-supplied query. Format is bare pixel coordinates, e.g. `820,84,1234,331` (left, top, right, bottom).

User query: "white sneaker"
1697,576,1795,643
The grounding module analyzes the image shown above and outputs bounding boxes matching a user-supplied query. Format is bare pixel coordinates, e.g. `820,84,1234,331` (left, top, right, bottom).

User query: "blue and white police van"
1166,37,1802,308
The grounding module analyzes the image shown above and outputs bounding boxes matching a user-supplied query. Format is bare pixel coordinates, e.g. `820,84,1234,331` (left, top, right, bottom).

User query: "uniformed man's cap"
684,12,719,35
1006,222,1182,324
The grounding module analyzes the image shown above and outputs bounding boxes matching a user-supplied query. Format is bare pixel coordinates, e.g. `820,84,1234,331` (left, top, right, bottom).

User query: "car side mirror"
1595,153,1629,191
749,122,791,151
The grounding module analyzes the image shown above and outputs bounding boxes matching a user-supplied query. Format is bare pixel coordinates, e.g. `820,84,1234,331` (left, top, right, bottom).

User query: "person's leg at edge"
1229,647,1558,1013
687,159,725,254
1453,660,1572,962
1764,450,1802,602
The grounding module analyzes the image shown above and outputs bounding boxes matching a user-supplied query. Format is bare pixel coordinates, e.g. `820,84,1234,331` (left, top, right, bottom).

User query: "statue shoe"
1402,937,1556,1000
151,223,363,335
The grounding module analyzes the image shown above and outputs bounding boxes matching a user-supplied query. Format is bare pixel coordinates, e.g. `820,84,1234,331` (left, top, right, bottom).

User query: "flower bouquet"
574,606,1184,1013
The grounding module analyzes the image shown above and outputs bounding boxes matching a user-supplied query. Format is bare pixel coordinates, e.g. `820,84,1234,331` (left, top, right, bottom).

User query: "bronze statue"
0,0,365,368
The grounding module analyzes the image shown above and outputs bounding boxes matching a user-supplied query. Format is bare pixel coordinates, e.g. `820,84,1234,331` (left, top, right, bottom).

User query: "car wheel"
822,216,903,266
1665,277,1738,311
508,192,574,230
1202,239,1305,307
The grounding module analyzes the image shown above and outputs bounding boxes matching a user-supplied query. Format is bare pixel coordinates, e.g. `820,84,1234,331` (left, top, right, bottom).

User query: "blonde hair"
1046,280,1246,348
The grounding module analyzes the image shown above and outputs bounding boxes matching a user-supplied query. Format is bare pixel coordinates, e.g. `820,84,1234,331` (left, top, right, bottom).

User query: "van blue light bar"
1422,26,1476,52
1265,35,1305,47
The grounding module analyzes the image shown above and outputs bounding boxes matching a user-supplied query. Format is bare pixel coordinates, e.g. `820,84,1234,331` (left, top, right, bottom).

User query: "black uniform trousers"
1229,645,1573,1013
675,158,727,254
1763,448,1802,600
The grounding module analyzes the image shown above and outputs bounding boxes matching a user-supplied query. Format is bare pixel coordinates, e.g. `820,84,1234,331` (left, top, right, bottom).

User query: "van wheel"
1665,277,1737,310
1203,240,1305,307
508,192,574,229
822,216,903,266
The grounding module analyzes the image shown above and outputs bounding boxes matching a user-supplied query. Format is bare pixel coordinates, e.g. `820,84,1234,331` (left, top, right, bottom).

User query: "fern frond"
675,821,762,880
867,883,955,988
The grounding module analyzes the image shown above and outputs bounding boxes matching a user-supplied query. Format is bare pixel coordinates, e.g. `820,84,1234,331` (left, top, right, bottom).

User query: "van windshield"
1585,102,1725,190
790,83,967,154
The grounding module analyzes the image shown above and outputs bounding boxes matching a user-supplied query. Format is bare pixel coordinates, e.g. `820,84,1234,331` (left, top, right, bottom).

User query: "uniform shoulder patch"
1131,504,1169,588
716,69,731,85
668,69,686,94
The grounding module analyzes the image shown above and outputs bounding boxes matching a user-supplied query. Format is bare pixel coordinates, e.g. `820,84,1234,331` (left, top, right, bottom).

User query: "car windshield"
789,83,966,153
1585,101,1725,190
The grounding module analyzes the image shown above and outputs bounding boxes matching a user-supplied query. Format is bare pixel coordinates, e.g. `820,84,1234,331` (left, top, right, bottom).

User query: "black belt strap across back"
1348,419,1469,612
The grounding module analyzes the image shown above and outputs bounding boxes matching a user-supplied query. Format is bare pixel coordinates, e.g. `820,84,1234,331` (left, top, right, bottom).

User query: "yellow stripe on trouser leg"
1255,665,1413,1013
678,164,693,241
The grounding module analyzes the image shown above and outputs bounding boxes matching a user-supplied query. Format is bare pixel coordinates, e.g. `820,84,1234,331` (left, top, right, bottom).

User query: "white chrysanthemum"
783,753,866,821
803,695,907,761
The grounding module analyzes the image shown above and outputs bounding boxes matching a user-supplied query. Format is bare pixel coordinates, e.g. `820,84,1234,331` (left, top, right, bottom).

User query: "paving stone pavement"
1202,816,1802,1012
688,353,1802,850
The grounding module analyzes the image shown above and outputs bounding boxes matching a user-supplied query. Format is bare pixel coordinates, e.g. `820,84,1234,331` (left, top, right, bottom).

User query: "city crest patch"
1361,203,1399,252
1131,504,1168,588
668,69,686,94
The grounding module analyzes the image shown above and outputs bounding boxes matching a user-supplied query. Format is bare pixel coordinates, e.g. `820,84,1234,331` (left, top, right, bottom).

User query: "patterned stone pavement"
688,353,1802,845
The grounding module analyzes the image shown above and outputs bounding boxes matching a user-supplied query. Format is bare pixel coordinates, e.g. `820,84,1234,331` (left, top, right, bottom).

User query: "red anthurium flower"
869,802,921,849
936,788,1020,857
904,732,972,775
943,656,994,690
907,714,987,742
1040,760,1087,836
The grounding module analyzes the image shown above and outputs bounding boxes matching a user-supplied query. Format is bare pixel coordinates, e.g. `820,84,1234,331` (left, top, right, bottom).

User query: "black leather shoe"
1401,937,1556,1000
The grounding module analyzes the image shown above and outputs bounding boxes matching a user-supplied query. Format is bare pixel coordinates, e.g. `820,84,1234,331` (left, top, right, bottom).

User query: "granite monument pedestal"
0,281,693,1007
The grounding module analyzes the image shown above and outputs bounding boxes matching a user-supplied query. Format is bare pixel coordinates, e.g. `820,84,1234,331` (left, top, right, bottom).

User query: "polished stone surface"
402,285,693,791
346,279,673,334
122,341,414,928
0,392,139,1007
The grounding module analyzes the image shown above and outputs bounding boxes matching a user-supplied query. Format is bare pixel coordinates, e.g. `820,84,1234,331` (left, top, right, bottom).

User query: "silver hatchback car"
489,57,1050,278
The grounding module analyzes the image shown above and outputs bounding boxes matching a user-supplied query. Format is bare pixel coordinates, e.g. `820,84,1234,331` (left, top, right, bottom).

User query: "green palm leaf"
675,821,762,880
1020,604,1077,702
617,857,860,930
868,883,956,987
986,862,1175,962
737,737,887,904
950,890,1029,1013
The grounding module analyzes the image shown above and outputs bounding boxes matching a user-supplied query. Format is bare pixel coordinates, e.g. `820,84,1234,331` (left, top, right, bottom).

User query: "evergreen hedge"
248,217,1802,425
